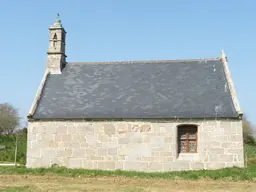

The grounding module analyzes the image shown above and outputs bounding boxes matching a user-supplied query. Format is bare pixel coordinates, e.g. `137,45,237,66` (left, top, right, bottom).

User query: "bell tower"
46,14,67,74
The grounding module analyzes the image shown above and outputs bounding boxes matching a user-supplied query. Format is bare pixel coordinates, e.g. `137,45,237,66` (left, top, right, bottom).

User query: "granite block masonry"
26,119,244,171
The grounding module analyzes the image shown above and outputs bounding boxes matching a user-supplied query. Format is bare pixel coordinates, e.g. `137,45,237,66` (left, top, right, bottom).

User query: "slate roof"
31,58,239,119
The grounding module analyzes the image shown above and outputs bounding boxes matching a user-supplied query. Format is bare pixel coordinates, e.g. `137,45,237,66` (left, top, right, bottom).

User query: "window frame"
178,125,198,153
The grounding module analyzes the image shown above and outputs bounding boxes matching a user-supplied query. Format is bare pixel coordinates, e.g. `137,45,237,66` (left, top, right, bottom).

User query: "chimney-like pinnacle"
52,13,62,28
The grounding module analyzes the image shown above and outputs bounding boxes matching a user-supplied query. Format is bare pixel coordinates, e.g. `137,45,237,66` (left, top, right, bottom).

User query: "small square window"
178,125,198,153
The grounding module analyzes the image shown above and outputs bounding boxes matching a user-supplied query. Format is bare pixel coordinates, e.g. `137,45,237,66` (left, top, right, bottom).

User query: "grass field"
0,175,256,192
0,164,256,181
0,163,255,191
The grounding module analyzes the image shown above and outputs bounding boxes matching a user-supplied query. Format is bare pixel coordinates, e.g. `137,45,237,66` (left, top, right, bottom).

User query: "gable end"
220,50,243,118
27,70,49,118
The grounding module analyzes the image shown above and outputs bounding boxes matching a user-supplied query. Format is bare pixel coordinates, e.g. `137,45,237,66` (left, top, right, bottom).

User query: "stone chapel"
26,17,244,171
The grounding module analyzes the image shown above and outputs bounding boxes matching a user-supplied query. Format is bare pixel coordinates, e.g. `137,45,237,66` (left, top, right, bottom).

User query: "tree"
243,116,256,144
0,103,20,135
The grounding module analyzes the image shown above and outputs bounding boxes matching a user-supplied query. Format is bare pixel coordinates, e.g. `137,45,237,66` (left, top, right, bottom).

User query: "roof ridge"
67,57,220,65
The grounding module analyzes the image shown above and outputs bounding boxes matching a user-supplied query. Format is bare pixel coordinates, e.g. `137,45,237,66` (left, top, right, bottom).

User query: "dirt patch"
0,174,255,192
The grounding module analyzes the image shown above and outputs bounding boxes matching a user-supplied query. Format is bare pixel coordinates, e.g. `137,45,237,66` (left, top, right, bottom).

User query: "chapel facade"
26,17,244,171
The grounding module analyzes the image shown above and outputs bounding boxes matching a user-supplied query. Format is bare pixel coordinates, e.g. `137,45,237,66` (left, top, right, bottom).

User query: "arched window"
53,33,57,48
178,125,198,153
53,33,57,40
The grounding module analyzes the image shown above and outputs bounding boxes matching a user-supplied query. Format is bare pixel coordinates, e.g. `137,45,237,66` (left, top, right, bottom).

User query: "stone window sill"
177,153,200,162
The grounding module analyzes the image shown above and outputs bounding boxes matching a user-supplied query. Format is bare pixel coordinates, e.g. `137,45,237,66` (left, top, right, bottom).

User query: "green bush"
245,143,256,159
243,118,256,144
244,134,256,145
0,131,27,164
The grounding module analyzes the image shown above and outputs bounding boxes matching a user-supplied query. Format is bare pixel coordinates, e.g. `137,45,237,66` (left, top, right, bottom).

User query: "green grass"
245,144,256,158
0,186,32,192
0,164,255,181
245,143,256,165
123,188,144,192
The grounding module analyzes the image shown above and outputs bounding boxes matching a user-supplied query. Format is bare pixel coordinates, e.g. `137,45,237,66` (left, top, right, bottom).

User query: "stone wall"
26,119,244,171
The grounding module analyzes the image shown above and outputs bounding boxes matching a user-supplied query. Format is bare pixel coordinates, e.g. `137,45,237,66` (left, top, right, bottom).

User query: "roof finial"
53,13,62,27
221,49,228,62
221,49,225,56
56,13,61,23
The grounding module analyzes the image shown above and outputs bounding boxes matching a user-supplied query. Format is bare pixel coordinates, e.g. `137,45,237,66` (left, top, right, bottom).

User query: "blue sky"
0,0,255,126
